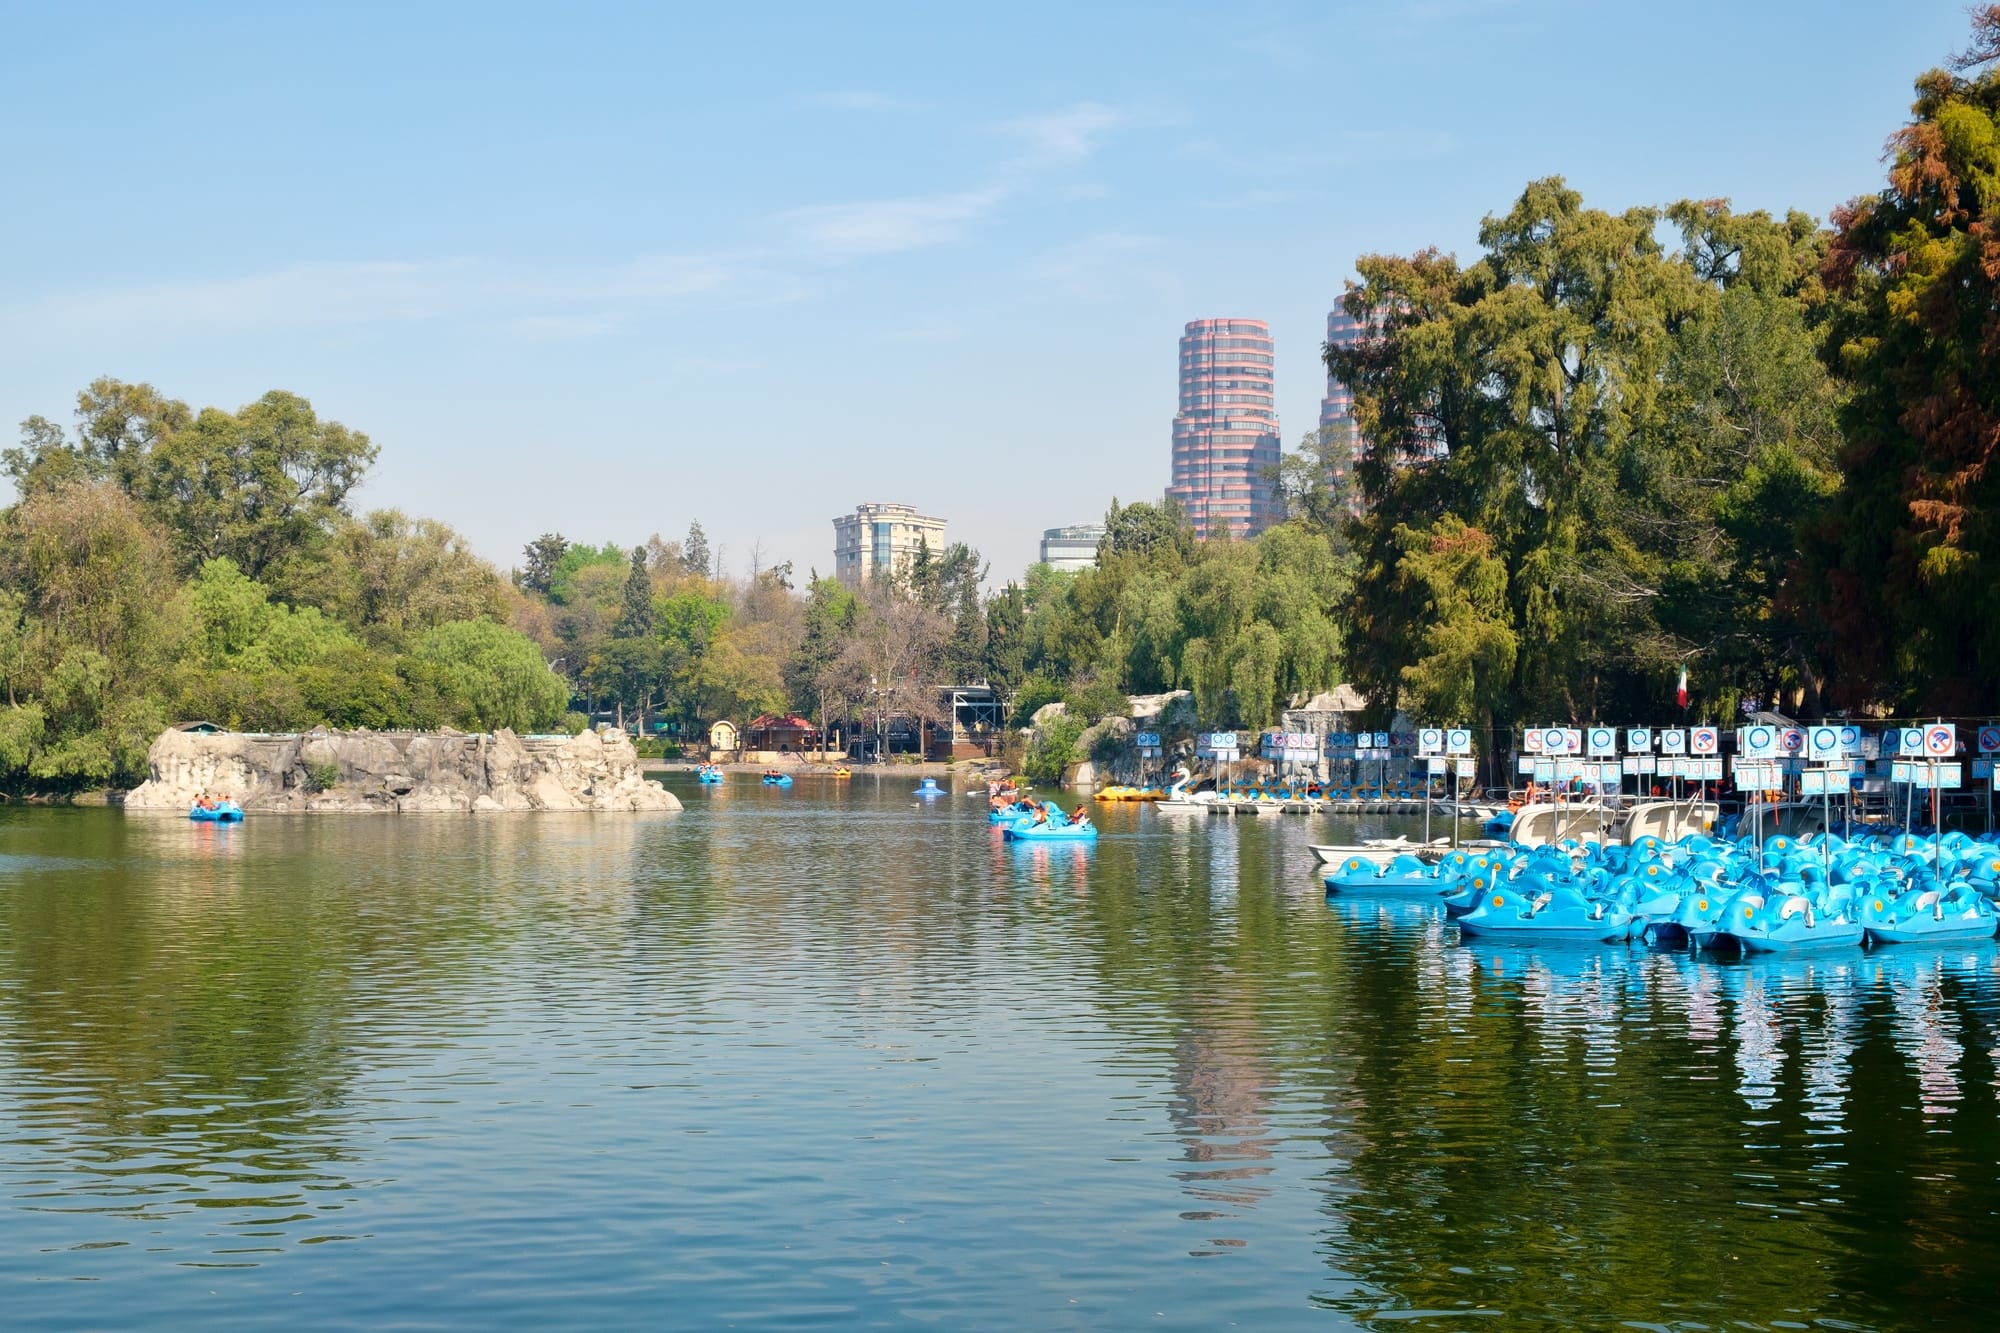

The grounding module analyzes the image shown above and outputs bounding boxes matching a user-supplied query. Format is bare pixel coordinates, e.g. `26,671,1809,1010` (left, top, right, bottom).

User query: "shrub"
1010,673,1064,727
1025,713,1084,785
303,760,340,793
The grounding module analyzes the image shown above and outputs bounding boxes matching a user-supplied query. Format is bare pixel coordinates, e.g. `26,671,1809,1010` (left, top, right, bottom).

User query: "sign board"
1925,723,1958,757
1735,762,1785,792
1980,725,2000,755
1555,759,1583,781
1198,732,1240,759
1780,727,1806,756
1799,769,1850,797
1134,732,1161,748
1533,759,1556,783
1372,732,1392,750
1905,762,1963,789
1690,727,1719,755
1699,758,1724,781
1540,727,1582,756
1418,728,1444,756
1586,726,1616,757
1972,758,1993,779
1446,728,1473,756
1426,756,1446,774
1626,727,1652,752
1660,729,1687,755
1523,729,1544,754
1590,761,1622,785
1740,725,1781,759
1517,754,1535,775
1807,726,1842,760
1839,725,1862,755
1452,758,1477,776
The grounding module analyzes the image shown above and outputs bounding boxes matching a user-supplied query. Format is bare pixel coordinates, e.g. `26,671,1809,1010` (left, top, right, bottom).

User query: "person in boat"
196,792,214,811
1032,801,1050,826
1070,804,1091,828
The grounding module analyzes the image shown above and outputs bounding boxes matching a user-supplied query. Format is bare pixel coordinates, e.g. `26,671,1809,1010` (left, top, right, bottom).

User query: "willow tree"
1811,7,2000,711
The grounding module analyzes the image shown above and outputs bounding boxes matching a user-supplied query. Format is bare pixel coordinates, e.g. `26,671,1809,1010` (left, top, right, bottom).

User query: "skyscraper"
1319,307,1370,516
1165,318,1281,539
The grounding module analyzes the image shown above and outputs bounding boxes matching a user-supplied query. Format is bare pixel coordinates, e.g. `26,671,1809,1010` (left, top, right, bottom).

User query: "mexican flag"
1675,664,1688,710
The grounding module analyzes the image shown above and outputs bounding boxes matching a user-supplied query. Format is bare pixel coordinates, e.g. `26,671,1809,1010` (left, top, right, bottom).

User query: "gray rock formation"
124,726,681,813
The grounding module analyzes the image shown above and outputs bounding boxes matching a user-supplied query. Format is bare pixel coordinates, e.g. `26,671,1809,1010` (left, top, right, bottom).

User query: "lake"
2,778,1997,1329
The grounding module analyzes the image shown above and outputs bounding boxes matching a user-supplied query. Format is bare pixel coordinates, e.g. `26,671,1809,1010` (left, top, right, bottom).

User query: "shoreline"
646,759,999,780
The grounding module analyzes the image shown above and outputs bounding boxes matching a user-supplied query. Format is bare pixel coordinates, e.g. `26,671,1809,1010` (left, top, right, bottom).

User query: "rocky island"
124,725,681,813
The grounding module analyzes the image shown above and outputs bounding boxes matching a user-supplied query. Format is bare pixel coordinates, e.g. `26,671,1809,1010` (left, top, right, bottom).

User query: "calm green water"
2,780,1997,1329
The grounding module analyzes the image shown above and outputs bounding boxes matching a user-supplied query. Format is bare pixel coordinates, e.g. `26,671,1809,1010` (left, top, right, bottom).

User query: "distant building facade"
1039,523,1105,573
1319,306,1369,515
1165,318,1281,540
832,503,947,588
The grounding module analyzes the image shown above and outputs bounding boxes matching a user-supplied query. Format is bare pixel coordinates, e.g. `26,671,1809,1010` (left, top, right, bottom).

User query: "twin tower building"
1166,309,1365,540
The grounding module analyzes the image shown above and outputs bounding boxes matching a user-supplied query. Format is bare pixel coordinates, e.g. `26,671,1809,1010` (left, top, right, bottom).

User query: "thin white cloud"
777,185,1010,260
996,101,1129,164
3,251,798,339
5,98,1159,337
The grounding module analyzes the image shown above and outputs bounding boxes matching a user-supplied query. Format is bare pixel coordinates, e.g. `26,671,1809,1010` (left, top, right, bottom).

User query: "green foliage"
615,547,655,639
1069,676,1130,725
683,521,712,577
1010,673,1066,726
303,760,340,793
519,533,568,595
1805,9,2000,711
561,711,589,735
407,620,569,733
991,498,1350,730
1332,179,1841,724
547,541,626,606
1024,711,1083,784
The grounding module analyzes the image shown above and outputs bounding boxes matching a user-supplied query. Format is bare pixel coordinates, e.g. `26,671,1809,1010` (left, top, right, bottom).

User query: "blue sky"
0,1,1976,582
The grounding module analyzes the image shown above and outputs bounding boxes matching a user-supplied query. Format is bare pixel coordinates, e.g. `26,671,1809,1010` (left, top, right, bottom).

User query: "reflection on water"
3,792,1999,1328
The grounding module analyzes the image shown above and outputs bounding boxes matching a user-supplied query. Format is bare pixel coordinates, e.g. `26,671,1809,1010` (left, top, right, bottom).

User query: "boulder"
125,726,680,813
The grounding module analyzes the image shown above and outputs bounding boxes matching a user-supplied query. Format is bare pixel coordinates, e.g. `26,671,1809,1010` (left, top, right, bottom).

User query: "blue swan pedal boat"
1713,889,1864,953
1324,853,1460,898
189,801,244,823
1002,816,1098,842
1859,883,1999,944
1455,883,1634,942
696,765,723,784
760,773,793,788
916,778,943,798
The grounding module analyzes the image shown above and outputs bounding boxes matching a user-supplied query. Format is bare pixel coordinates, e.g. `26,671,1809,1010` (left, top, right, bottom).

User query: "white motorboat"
1308,836,1450,868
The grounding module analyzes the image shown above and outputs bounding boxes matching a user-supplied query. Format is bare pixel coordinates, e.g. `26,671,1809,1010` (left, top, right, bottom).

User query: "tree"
306,511,507,649
519,533,569,595
787,576,857,722
1808,6,2000,711
0,480,188,786
1331,178,1836,724
683,521,712,577
406,620,568,733
615,546,655,639
3,379,192,496
139,390,376,580
1388,516,1518,728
